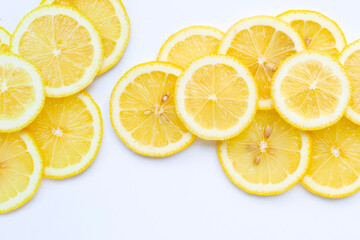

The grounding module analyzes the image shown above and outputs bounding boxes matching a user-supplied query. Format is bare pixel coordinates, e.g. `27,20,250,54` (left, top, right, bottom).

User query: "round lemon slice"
0,131,43,213
0,27,10,53
110,62,196,157
272,51,351,130
303,118,360,198
278,10,346,56
0,53,45,133
218,110,311,195
11,5,103,98
175,55,258,140
158,26,224,69
41,0,130,74
218,16,305,109
26,91,103,179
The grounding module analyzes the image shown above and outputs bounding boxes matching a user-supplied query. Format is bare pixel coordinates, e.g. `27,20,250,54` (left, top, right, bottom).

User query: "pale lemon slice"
158,26,224,68
41,0,130,74
0,131,43,213
303,117,360,198
278,10,346,56
11,5,103,98
0,27,11,52
26,91,102,179
218,16,305,109
0,53,45,133
175,55,258,140
218,110,311,195
272,51,351,130
110,62,196,157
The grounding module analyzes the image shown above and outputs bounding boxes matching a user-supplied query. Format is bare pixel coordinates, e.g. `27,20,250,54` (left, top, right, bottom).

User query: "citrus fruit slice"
218,110,311,195
110,62,196,157
158,26,224,69
339,40,360,125
303,117,360,198
0,53,45,133
278,10,346,56
11,5,103,98
218,16,305,109
0,131,43,213
272,51,351,130
0,27,10,53
26,91,102,179
175,55,258,140
41,0,130,74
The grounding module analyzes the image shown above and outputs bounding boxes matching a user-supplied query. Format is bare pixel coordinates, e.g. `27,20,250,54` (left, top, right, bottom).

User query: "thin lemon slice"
11,5,103,98
218,110,311,195
110,62,196,157
272,51,351,130
0,131,43,213
175,55,258,140
0,27,11,52
339,40,360,125
0,53,45,133
41,0,130,74
218,16,305,109
158,26,224,69
303,118,360,198
26,91,102,179
278,10,346,56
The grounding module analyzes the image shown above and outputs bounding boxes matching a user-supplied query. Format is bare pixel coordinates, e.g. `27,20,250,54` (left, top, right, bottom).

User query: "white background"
1,0,360,239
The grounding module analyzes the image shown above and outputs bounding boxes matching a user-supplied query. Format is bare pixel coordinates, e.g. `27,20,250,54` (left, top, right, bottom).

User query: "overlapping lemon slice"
218,110,311,195
158,26,224,68
0,27,10,53
218,16,305,109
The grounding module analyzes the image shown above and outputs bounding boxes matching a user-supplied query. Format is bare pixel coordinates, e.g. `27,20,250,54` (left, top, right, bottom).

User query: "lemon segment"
175,55,258,140
0,27,11,53
0,131,43,213
278,10,346,56
218,16,305,109
26,91,102,179
158,26,224,69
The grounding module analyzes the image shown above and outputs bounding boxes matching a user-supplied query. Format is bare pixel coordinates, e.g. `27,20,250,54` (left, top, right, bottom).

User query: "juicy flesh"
280,60,341,120
19,14,95,89
184,64,249,130
27,96,94,169
226,26,297,102
0,63,36,121
344,50,360,114
308,118,360,189
119,71,188,148
0,39,9,53
0,133,34,204
227,110,302,184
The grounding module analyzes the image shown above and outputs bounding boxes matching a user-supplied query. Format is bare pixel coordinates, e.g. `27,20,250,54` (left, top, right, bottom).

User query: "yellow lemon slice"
218,16,305,109
272,51,351,130
218,110,311,195
278,10,346,56
0,131,43,213
175,55,258,140
110,62,196,157
26,91,102,179
303,118,360,198
0,53,45,133
0,27,10,53
41,0,130,74
11,5,103,98
158,26,224,69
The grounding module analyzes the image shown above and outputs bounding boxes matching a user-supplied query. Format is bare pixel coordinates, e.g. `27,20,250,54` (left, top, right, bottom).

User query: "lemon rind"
0,26,11,48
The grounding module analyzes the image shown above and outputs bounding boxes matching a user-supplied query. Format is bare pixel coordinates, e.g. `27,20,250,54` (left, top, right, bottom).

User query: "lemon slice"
272,51,351,130
175,55,258,140
218,110,311,195
110,62,196,157
303,118,360,198
0,27,10,53
0,53,45,133
158,26,224,69
41,0,130,74
26,91,102,179
218,16,305,109
278,10,346,56
0,131,43,213
11,5,103,98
